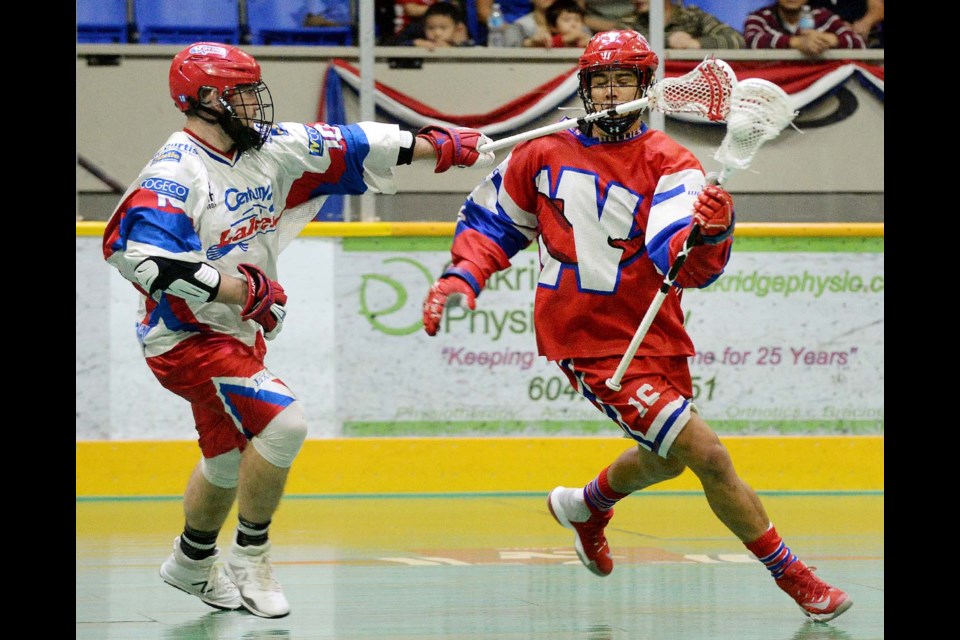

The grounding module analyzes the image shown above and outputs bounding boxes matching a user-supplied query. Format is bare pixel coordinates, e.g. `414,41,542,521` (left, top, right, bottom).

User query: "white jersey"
103,121,410,357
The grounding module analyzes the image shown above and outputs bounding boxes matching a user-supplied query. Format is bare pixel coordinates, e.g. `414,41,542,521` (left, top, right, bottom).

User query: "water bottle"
487,3,506,47
799,5,815,31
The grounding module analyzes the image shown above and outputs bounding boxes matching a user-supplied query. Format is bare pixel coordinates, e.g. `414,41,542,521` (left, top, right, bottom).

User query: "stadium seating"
137,0,242,44
77,0,131,43
246,0,353,46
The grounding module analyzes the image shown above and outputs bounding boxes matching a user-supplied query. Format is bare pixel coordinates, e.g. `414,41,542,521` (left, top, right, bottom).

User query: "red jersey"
449,122,733,361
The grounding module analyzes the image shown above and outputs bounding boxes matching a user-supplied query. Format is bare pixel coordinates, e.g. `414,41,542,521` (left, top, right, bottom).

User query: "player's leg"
149,334,304,617
670,411,852,621
148,337,248,611
548,443,684,576
158,414,245,611
606,442,687,493
669,415,768,540
225,394,307,619
183,460,239,531
158,454,243,610
547,356,689,576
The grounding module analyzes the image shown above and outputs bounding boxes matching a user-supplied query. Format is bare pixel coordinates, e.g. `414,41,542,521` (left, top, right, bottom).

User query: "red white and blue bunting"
319,58,883,134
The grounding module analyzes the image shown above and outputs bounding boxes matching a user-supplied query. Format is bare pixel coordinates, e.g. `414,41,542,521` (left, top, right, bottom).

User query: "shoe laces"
248,552,282,590
788,564,832,602
578,512,611,551
205,564,236,594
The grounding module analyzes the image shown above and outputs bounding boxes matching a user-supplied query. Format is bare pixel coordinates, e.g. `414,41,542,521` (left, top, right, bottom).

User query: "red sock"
745,524,798,579
583,466,629,512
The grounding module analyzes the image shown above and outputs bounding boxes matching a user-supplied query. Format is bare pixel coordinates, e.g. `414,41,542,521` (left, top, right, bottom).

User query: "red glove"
417,125,495,173
237,263,288,340
422,274,478,336
692,184,735,238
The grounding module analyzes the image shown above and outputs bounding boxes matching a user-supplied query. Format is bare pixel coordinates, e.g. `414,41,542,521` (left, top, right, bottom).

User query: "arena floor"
76,492,883,639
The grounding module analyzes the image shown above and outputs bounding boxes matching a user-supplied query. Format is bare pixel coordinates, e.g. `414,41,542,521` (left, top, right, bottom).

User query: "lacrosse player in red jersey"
103,41,493,619
422,30,852,622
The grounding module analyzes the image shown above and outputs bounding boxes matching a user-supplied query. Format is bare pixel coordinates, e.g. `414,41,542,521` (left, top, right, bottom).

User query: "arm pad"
133,256,221,302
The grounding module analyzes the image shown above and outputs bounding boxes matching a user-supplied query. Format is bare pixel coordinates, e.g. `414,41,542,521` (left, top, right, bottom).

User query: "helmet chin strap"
592,112,642,138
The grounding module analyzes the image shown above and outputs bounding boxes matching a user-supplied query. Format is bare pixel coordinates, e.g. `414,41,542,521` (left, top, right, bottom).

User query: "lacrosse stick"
605,78,797,391
476,58,736,154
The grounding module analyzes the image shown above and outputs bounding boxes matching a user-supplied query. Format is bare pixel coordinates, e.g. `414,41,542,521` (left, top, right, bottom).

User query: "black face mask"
215,102,268,152
194,81,275,152
577,67,652,137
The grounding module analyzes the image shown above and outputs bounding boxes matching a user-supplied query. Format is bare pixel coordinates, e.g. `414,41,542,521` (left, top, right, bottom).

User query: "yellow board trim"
76,436,883,497
78,221,884,238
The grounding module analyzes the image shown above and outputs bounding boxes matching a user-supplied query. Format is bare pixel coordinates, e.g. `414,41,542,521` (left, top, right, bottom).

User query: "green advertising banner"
335,237,883,436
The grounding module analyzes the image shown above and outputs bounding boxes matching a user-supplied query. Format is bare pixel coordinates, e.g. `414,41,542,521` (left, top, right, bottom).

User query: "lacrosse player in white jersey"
103,41,494,619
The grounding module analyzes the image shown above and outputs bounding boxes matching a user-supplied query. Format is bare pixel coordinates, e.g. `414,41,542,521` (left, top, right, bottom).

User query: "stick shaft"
477,97,649,153
604,164,732,391
604,225,702,391
602,81,794,392
605,287,668,391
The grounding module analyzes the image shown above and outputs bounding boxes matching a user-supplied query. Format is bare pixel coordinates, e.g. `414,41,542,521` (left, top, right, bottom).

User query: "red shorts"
145,333,297,458
558,355,694,458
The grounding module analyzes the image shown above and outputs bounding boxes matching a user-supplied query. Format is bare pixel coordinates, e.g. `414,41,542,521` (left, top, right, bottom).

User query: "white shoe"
159,536,242,610
226,540,290,618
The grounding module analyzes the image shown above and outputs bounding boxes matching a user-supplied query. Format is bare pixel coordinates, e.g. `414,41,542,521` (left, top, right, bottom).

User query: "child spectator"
404,1,477,49
544,0,591,48
505,0,592,48
745,0,866,52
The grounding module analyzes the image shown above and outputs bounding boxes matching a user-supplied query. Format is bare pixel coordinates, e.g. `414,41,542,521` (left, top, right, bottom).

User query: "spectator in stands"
392,1,438,37
506,0,592,48
581,0,635,33
745,0,866,52
405,1,477,49
629,1,746,49
381,1,463,46
809,0,882,48
545,0,592,47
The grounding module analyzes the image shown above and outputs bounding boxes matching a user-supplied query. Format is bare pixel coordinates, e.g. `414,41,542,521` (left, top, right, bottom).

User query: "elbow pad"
134,256,221,302
396,130,415,166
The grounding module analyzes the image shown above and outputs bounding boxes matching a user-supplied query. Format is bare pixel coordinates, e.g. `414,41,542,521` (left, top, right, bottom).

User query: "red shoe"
547,486,614,576
775,560,853,622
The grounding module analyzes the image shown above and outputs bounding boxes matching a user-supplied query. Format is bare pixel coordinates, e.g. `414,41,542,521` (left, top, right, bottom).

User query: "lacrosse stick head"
647,57,737,122
714,78,797,176
576,30,659,136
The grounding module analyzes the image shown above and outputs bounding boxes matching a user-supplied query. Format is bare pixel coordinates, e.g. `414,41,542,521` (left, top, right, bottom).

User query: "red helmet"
168,42,274,151
169,42,262,112
577,31,659,137
578,30,659,76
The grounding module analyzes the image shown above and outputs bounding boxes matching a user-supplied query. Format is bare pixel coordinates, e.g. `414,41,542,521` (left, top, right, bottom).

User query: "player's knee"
251,403,308,468
688,440,734,481
671,413,733,478
200,448,242,488
655,456,686,481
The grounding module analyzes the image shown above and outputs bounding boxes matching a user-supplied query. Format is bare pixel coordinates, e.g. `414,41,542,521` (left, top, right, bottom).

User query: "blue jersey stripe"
457,200,531,258
121,205,202,254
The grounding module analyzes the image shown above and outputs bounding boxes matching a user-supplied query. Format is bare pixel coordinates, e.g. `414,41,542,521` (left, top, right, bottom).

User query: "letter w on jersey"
538,169,643,293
